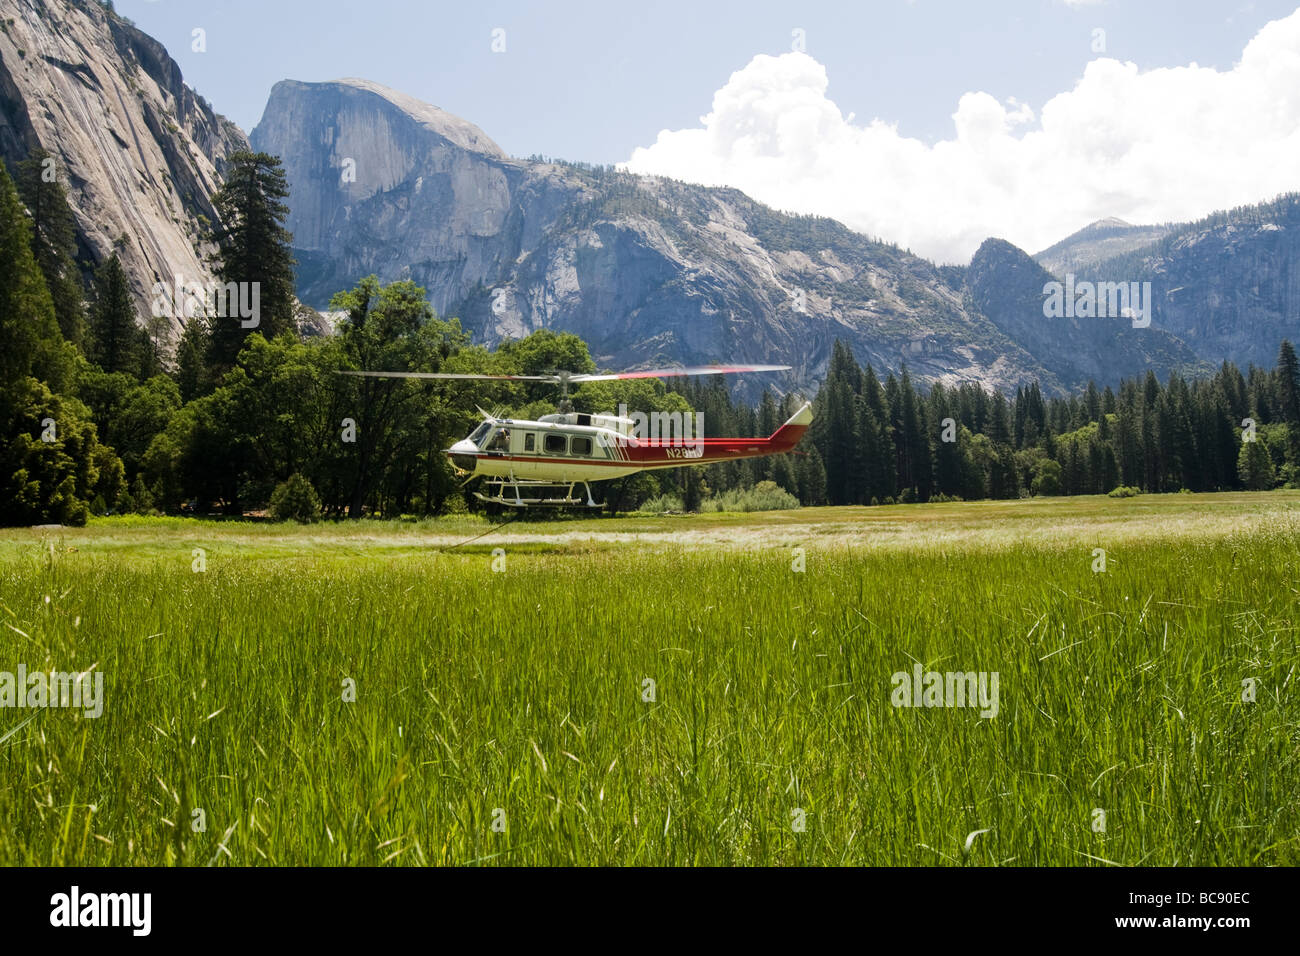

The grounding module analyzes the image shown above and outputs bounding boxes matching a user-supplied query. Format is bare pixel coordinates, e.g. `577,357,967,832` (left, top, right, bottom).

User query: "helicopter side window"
543,433,567,455
487,428,511,452
571,436,593,456
524,433,536,452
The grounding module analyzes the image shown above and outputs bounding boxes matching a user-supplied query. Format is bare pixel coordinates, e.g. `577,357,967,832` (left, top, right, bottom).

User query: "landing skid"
474,478,601,508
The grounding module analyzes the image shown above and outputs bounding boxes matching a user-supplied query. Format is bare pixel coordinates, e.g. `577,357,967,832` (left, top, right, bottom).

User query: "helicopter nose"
446,439,479,474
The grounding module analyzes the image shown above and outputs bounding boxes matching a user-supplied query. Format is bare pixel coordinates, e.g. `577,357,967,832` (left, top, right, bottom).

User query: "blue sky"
118,0,1296,162
116,0,1300,260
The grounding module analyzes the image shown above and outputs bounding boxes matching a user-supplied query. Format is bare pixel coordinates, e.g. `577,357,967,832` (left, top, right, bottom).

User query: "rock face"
967,238,1205,388
1074,195,1300,370
0,0,247,333
253,78,1066,398
251,78,582,320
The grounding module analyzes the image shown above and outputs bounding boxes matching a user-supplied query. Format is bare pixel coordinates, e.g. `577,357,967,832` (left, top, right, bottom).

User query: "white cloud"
621,10,1300,264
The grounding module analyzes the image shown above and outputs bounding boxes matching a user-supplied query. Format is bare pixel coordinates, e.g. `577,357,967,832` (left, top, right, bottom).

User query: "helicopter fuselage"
446,402,813,484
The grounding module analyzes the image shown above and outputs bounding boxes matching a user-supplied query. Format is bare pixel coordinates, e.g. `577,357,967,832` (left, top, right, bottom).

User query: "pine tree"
817,342,863,504
175,317,210,403
822,379,858,504
1238,437,1275,490
0,160,73,394
1013,385,1026,448
1218,360,1248,424
931,384,963,496
1165,373,1200,489
1113,401,1141,487
755,390,778,482
987,393,1018,498
771,453,799,496
1276,340,1300,467
896,368,929,499
207,151,297,370
1084,381,1102,422
861,365,895,501
14,148,86,349
1024,382,1046,445
797,446,827,505
1210,388,1239,489
1141,373,1161,489
884,373,903,494
88,254,142,376
827,340,863,394
854,398,880,504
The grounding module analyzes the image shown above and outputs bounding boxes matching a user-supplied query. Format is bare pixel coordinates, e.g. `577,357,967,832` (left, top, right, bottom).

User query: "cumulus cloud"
621,10,1300,264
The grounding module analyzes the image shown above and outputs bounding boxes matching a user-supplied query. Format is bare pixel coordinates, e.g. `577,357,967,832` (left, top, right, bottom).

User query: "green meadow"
0,492,1296,866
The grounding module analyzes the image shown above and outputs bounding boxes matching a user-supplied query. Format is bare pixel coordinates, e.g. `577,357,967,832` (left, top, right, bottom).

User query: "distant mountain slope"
1034,217,1175,278
252,78,1130,398
967,238,1206,387
0,0,247,329
1076,194,1300,369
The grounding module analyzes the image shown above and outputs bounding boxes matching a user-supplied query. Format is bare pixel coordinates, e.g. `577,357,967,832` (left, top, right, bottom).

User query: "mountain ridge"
251,76,1163,399
1034,217,1176,278
1074,192,1300,369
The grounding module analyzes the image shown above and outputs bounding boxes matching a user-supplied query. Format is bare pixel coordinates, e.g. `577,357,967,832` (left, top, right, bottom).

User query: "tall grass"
0,495,1296,865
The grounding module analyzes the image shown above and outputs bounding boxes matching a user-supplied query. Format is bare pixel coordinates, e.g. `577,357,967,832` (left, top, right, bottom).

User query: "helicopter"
341,364,812,507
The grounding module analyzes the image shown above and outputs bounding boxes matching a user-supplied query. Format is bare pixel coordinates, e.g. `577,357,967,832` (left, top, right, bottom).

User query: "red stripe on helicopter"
469,419,810,467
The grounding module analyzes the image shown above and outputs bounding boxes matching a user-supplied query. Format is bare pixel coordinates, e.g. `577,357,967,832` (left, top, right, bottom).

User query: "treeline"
781,340,1300,505
3,143,1299,527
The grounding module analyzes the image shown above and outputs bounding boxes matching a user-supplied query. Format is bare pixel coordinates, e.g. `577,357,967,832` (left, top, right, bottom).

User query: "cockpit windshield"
468,422,492,447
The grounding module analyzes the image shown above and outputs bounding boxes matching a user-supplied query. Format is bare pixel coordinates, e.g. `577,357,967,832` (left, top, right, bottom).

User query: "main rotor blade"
338,363,791,383
570,364,791,382
337,371,561,382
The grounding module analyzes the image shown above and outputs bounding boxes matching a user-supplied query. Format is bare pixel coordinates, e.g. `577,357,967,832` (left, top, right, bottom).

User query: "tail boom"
620,402,813,468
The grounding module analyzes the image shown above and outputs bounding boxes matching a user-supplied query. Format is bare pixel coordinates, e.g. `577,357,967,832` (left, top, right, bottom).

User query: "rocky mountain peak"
1033,216,1174,278
250,76,571,321
323,78,507,159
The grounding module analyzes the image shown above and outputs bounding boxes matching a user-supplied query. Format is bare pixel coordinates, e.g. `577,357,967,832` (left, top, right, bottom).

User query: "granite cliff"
0,0,246,332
